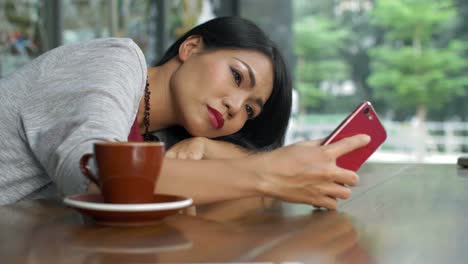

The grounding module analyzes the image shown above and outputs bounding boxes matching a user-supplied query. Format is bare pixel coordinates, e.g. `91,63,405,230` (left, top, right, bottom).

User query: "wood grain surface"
1,163,466,263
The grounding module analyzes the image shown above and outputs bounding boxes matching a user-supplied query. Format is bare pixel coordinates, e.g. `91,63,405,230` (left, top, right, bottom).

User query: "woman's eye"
245,104,254,119
231,68,242,86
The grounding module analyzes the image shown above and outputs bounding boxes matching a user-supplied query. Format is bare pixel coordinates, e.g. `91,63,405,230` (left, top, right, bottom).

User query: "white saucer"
64,193,193,226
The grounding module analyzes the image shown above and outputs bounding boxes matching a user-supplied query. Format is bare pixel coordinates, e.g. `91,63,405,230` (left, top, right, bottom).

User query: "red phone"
321,101,387,171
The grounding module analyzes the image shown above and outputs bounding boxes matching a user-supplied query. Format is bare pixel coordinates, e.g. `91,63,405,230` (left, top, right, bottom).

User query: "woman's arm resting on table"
156,134,370,209
157,157,259,204
88,138,251,195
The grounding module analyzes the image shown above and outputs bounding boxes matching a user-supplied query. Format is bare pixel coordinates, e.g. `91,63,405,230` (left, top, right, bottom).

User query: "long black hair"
155,16,292,151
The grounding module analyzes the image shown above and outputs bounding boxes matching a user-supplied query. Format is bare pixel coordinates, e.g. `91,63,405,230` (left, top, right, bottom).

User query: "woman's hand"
252,134,370,210
166,137,250,160
166,137,207,160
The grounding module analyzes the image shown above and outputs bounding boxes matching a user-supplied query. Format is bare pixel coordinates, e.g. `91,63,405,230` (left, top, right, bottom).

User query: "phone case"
321,101,387,171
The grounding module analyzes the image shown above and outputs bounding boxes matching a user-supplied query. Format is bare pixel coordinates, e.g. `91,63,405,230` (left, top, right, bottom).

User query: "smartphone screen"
321,101,387,171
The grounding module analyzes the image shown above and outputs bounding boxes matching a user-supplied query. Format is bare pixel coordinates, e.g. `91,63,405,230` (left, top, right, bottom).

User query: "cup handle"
80,153,99,185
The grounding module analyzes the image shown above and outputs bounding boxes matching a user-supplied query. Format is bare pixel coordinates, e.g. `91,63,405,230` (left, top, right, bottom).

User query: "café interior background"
1,0,467,163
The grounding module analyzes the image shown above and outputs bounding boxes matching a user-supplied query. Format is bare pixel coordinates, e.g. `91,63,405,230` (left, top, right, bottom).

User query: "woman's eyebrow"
233,57,256,88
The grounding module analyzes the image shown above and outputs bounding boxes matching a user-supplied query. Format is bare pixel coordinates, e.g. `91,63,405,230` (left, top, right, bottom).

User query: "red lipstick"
207,106,225,129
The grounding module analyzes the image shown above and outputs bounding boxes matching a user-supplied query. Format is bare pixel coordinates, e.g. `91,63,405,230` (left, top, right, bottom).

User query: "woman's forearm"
156,135,370,209
156,157,261,204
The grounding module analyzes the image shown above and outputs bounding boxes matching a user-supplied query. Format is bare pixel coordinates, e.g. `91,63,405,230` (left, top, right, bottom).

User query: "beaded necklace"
143,78,151,141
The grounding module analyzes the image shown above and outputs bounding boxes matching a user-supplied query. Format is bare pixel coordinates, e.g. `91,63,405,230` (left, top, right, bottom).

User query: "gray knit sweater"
0,38,147,204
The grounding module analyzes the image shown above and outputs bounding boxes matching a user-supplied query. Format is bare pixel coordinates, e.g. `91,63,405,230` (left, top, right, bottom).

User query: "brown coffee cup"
80,142,165,204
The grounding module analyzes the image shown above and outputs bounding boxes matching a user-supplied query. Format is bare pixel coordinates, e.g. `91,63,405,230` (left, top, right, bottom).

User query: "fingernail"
363,135,371,143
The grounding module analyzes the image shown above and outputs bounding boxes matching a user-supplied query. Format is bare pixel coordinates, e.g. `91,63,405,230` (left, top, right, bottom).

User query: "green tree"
294,16,349,112
368,0,468,123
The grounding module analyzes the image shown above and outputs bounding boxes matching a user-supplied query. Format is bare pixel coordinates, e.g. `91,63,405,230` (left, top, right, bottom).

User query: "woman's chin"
182,117,230,138
183,122,210,137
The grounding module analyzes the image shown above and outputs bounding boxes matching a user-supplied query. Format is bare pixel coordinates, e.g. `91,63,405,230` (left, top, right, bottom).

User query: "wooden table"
1,163,467,263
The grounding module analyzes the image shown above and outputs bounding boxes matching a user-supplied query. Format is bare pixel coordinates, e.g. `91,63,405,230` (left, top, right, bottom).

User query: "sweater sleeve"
19,38,147,196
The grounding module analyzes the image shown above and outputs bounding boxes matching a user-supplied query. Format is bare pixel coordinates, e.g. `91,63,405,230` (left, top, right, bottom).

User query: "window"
0,0,44,77
241,0,468,163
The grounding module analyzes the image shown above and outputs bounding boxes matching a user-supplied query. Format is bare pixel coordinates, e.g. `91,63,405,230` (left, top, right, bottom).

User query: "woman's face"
171,37,274,138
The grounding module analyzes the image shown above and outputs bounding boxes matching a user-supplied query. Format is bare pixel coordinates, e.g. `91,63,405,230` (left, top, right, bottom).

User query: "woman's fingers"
166,151,176,159
177,152,188,159
332,168,359,186
314,196,338,210
166,147,204,160
314,165,359,186
188,151,203,160
320,183,352,200
301,168,357,208
323,134,370,158
165,137,206,160
256,136,369,208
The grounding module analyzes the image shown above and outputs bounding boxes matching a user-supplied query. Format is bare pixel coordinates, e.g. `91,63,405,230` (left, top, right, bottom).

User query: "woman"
0,17,369,208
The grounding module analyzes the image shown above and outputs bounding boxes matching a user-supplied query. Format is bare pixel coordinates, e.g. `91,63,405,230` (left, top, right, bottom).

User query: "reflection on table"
1,163,467,263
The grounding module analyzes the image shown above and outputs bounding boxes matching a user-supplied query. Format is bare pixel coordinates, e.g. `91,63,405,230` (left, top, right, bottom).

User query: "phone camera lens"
364,108,370,114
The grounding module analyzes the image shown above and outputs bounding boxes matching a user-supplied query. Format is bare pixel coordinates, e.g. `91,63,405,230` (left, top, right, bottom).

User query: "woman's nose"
223,94,246,118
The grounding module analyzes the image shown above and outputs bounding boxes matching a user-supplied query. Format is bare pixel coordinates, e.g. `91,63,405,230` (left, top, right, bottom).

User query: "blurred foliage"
368,0,468,122
371,0,455,42
293,0,468,121
294,16,349,112
368,42,468,109
169,0,202,38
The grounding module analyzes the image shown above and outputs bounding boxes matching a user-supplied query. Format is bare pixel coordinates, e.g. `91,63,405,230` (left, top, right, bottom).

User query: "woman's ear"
178,35,204,62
